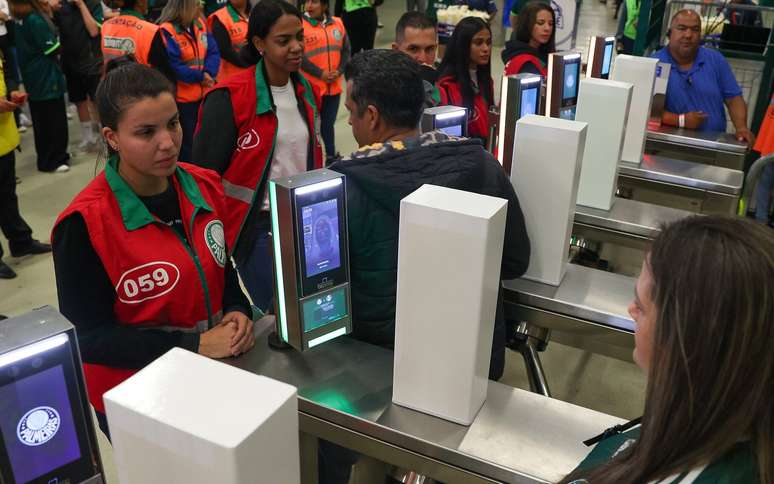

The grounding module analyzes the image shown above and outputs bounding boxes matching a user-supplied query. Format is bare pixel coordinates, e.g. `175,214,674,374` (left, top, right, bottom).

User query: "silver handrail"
738,153,774,215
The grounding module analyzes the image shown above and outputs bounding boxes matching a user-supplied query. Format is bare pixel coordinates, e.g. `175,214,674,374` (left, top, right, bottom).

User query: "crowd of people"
0,0,772,482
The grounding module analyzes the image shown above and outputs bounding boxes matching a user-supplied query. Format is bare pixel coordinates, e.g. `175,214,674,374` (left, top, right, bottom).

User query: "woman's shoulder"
694,442,759,484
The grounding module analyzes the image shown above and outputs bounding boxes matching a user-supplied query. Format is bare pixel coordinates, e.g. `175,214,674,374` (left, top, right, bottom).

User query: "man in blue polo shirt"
652,9,755,143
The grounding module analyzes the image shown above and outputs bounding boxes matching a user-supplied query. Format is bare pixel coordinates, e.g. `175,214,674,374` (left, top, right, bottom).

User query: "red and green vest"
437,74,492,142
53,159,228,413
196,60,324,253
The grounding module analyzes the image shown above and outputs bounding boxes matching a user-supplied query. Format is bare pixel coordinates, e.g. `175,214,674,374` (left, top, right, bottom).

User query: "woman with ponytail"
52,58,254,439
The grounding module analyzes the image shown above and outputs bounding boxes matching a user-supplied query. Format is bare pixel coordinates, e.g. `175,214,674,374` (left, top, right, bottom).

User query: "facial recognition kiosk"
269,169,352,351
420,105,468,137
497,74,542,175
0,307,104,484
586,36,616,79
648,62,671,128
546,51,582,120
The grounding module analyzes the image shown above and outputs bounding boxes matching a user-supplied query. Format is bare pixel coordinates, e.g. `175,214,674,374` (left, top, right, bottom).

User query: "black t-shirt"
54,0,103,75
140,182,186,239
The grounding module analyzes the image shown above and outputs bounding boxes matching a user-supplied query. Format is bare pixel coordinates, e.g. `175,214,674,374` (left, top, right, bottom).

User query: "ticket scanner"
0,307,104,484
546,51,582,120
269,169,352,351
586,36,616,79
497,74,542,175
420,105,468,137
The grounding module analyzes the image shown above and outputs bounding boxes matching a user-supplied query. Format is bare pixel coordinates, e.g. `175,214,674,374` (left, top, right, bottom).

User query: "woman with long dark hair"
502,1,555,76
436,16,493,143
562,216,773,484
192,0,323,313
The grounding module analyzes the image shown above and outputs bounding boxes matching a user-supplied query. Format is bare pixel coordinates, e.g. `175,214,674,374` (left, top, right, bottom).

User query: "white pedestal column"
611,55,658,163
392,184,508,426
511,115,587,286
575,78,633,210
105,348,300,484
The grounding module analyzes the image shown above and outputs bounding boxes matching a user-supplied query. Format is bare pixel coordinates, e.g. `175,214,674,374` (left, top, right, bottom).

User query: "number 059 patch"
115,261,181,304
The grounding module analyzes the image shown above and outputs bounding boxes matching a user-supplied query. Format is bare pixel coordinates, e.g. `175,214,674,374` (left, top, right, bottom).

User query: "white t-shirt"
261,80,310,210
0,0,9,36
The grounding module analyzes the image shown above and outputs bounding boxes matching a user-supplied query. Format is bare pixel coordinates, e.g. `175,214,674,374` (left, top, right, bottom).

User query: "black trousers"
342,7,377,54
0,151,33,260
28,97,70,172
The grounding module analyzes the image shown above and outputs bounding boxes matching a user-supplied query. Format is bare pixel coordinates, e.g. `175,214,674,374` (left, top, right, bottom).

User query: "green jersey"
570,426,760,484
14,12,66,101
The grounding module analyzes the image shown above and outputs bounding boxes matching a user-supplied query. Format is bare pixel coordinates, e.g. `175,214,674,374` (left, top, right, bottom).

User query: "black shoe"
0,261,17,279
10,239,52,257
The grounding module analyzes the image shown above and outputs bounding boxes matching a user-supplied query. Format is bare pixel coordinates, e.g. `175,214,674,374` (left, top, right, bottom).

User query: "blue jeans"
321,94,341,159
754,162,774,222
236,225,275,312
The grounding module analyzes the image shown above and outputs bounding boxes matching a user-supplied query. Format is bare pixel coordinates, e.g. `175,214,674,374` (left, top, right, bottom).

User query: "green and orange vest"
161,18,210,103
101,10,158,66
301,14,346,97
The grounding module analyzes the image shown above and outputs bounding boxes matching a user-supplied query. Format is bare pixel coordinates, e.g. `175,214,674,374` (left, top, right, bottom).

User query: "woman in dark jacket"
502,1,555,77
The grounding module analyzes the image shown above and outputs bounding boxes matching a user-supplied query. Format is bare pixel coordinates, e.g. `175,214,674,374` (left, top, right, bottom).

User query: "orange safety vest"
208,3,248,81
753,95,774,156
101,10,158,66
301,14,346,97
161,18,210,103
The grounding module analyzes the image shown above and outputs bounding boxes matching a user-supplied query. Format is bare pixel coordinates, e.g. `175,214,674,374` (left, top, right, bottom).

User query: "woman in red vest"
208,0,250,81
302,0,350,161
52,59,254,438
502,1,555,77
158,0,220,162
193,0,323,312
436,16,494,144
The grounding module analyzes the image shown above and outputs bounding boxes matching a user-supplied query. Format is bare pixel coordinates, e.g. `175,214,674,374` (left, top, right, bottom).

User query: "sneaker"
17,125,27,133
19,113,32,127
54,164,70,173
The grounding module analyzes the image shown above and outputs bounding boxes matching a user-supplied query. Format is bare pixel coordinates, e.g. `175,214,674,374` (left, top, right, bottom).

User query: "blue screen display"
601,43,613,76
0,365,82,483
563,61,580,101
440,125,462,136
302,199,341,278
520,87,538,118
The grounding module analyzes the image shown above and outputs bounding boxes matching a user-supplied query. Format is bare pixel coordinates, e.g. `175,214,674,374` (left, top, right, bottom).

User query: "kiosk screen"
562,59,580,105
601,43,613,78
520,86,539,118
295,178,348,297
301,286,349,333
302,199,341,278
0,334,96,484
439,125,463,136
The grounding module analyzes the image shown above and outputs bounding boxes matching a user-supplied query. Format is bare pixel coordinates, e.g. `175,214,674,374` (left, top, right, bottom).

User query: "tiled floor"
0,1,645,481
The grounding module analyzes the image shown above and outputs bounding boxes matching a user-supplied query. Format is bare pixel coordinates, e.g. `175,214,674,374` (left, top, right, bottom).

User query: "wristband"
678,114,685,128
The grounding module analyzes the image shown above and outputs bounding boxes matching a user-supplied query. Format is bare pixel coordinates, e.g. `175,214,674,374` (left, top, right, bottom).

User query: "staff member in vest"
0,56,52,280
302,0,350,161
341,0,375,54
53,59,254,437
158,0,220,162
561,216,773,484
9,0,70,172
101,0,174,81
208,0,249,81
652,10,754,142
436,17,493,143
193,0,323,311
502,1,554,76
